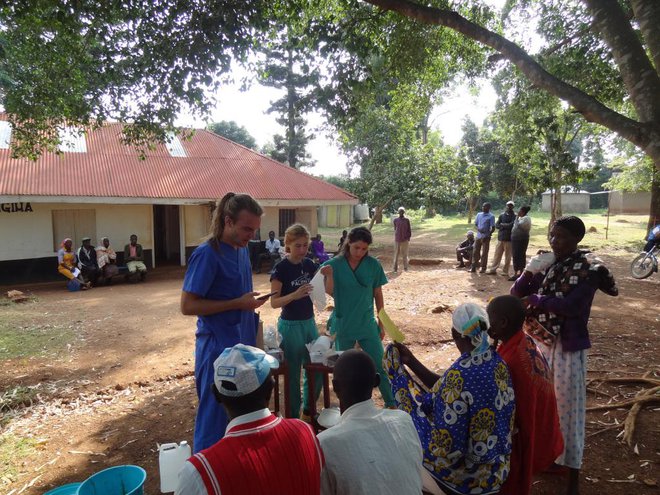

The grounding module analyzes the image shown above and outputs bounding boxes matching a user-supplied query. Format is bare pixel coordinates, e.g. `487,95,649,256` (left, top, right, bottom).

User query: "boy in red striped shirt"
176,344,324,495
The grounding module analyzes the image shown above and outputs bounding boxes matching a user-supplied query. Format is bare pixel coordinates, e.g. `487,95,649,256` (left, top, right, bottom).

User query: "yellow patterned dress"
385,345,515,495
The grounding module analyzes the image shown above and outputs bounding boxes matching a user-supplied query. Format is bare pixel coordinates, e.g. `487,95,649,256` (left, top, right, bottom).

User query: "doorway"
153,205,181,265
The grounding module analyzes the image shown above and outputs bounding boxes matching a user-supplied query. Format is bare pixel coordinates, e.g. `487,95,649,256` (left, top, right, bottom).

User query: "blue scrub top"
183,241,257,347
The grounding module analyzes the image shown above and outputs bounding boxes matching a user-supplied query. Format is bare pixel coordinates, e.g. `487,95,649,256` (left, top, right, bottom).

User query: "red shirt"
496,332,564,495
188,412,324,495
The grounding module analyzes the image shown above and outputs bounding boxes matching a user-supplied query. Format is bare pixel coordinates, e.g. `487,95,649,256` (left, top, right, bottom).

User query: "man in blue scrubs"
181,192,268,452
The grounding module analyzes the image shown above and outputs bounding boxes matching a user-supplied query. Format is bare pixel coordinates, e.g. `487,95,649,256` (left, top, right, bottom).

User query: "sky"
177,75,499,178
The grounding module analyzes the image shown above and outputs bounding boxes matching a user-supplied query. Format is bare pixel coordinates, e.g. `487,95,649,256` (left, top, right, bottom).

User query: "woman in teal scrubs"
323,226,395,406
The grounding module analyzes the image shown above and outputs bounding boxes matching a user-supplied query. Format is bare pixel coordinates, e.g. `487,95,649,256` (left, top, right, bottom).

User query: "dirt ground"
1,234,658,495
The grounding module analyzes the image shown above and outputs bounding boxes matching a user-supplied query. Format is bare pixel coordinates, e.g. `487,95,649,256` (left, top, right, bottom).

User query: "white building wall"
184,204,211,246
261,206,280,238
0,202,152,261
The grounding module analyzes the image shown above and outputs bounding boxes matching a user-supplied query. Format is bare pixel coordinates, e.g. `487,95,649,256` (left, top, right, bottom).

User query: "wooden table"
303,362,334,433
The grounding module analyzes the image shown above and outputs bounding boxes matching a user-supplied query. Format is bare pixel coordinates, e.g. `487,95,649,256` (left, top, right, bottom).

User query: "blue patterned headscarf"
452,303,490,357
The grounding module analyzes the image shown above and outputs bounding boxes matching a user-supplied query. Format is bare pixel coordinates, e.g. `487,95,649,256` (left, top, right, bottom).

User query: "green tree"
257,29,318,169
357,0,660,228
604,156,655,193
207,121,257,149
0,1,267,159
6,1,660,225
493,87,599,227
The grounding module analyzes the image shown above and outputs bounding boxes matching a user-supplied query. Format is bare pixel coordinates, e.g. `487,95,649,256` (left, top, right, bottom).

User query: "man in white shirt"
318,350,423,495
257,230,282,274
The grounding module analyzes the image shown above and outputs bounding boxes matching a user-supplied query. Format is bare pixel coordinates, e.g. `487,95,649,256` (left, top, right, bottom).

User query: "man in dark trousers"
487,201,516,277
392,207,412,272
470,202,495,273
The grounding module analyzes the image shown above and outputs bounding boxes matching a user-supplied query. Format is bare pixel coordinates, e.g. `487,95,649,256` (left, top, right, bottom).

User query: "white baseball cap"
213,344,279,397
506,200,515,206
398,207,405,212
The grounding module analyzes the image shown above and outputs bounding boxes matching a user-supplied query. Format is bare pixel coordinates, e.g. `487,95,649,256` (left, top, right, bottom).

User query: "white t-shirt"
318,399,423,495
265,238,281,254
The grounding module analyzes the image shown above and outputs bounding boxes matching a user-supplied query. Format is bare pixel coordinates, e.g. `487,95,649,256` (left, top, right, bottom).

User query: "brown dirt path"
1,236,658,495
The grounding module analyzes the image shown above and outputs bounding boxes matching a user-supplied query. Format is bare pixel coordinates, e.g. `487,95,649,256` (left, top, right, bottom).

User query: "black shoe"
508,275,518,281
469,267,476,273
479,269,486,273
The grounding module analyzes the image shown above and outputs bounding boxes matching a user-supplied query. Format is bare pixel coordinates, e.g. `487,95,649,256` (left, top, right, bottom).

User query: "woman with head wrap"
57,238,89,290
511,215,618,495
384,303,515,495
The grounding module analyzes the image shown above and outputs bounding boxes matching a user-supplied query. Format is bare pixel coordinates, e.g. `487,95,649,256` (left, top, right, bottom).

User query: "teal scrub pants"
278,317,324,418
335,331,396,407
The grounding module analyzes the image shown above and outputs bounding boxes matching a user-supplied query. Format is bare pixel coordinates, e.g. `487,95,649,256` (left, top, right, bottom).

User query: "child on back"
270,224,327,420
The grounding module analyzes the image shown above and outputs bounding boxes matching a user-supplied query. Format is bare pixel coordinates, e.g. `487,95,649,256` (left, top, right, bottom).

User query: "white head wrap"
452,303,490,357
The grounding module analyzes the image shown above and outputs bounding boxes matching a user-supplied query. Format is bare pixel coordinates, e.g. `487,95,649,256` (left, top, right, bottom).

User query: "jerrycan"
159,441,192,493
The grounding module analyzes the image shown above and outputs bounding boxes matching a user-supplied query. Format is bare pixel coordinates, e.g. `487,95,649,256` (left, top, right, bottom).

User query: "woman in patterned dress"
511,215,618,495
385,303,515,495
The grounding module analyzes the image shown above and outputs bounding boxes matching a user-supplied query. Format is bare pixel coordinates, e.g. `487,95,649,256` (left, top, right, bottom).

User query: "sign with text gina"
1,202,33,213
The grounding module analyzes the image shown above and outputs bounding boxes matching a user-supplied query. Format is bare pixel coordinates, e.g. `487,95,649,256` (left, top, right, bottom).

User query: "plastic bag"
263,324,282,350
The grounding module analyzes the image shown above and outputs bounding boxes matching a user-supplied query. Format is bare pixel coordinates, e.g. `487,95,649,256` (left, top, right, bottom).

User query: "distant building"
541,190,590,213
608,191,651,214
0,118,357,284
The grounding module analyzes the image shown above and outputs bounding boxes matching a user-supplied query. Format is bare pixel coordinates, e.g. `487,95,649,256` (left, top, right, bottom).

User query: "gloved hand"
525,252,556,274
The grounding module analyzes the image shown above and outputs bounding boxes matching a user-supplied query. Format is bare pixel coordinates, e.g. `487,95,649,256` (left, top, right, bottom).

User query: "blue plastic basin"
43,482,82,495
77,465,146,495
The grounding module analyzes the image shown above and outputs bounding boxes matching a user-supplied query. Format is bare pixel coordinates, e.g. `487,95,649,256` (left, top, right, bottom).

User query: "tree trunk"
368,199,393,230
466,197,477,224
286,47,297,169
649,160,660,232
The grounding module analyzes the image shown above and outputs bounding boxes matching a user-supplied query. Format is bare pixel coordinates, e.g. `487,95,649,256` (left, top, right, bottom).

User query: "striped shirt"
176,409,324,495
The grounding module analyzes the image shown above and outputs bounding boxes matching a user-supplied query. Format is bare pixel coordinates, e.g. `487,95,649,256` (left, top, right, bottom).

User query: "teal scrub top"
324,255,388,340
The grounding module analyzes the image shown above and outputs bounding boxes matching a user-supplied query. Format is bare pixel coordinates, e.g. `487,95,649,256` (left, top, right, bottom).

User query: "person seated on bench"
57,238,90,290
96,237,119,284
311,234,330,263
124,234,147,282
78,237,100,286
257,231,282,273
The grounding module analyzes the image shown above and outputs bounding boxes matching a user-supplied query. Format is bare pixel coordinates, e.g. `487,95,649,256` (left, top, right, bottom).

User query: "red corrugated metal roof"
0,119,356,202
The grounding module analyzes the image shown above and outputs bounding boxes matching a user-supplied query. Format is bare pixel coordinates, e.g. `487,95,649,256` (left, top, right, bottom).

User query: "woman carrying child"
270,224,329,420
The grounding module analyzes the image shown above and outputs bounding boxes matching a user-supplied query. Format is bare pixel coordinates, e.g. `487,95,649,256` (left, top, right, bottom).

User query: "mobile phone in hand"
256,291,278,301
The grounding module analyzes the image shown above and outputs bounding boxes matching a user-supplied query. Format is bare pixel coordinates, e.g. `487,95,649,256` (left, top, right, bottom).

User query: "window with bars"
278,209,296,237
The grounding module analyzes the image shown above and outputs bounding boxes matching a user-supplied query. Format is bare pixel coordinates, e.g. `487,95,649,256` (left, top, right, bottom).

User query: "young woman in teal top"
322,226,395,407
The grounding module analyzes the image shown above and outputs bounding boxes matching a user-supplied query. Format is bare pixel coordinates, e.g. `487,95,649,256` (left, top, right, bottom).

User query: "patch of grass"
0,434,39,484
321,210,648,256
0,310,73,359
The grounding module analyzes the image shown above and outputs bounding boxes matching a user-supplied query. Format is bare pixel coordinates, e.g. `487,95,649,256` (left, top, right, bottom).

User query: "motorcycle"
630,244,659,279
